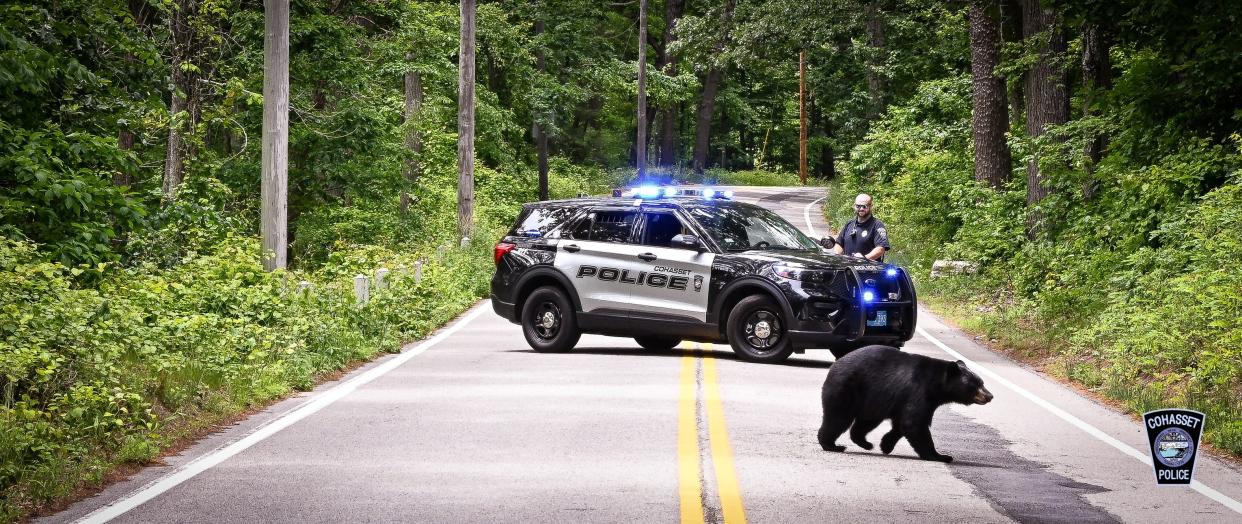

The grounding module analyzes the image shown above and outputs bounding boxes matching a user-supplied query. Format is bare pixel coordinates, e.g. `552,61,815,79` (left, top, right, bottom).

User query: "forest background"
1,0,1239,520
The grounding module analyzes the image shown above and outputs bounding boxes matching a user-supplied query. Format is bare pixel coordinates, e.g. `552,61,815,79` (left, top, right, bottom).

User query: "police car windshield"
687,204,818,252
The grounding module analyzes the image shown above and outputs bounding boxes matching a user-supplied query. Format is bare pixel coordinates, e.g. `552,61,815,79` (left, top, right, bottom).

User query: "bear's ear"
956,360,968,371
945,361,962,378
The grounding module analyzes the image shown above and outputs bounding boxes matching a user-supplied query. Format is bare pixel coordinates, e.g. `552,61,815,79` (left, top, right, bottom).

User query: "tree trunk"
457,0,476,241
400,52,424,215
1021,0,1068,233
810,92,835,180
657,0,683,168
1081,23,1111,199
162,0,195,199
864,1,887,119
969,0,1012,189
636,0,649,182
115,130,135,186
799,49,807,185
534,19,549,200
261,0,290,271
692,0,736,174
1000,0,1023,130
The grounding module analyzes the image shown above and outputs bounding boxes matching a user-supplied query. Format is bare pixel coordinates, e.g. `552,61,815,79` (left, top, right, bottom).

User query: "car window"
686,203,817,251
641,212,692,248
586,210,637,243
568,213,592,240
508,205,579,238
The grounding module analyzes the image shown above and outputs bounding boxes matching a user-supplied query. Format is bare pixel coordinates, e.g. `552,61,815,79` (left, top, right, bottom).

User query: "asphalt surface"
46,186,1242,524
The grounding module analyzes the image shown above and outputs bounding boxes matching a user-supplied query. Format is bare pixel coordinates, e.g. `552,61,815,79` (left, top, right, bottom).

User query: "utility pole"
636,0,648,183
457,0,476,241
799,49,808,185
261,0,289,270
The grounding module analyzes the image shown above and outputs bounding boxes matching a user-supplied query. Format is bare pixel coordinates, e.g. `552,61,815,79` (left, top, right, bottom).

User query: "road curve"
43,186,1242,524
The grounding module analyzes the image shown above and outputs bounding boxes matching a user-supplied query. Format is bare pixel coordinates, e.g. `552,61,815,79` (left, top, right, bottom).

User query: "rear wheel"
521,286,581,353
727,295,794,364
635,337,681,351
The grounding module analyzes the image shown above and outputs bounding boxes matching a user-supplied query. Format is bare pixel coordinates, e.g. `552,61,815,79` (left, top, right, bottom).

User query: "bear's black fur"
817,345,993,462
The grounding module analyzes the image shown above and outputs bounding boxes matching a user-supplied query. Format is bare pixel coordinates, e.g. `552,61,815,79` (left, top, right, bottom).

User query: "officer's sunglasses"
854,204,870,209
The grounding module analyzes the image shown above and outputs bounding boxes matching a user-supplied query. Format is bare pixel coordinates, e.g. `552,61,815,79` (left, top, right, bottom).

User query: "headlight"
773,266,832,283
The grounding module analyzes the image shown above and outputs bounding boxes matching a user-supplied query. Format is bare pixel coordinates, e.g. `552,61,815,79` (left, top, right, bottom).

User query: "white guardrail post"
354,274,369,305
375,267,389,290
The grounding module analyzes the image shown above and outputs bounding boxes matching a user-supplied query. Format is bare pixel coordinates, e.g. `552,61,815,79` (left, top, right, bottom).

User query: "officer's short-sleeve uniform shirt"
835,216,890,259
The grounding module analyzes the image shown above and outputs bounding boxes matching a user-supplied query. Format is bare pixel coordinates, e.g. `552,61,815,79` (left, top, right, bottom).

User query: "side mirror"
671,234,705,252
819,237,836,249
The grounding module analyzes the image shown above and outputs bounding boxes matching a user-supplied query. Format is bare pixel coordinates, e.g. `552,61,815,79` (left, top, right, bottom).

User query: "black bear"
817,345,993,462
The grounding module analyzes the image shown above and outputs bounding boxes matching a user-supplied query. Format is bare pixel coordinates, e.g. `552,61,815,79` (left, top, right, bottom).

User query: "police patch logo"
1154,428,1194,468
693,275,703,292
1143,409,1205,485
861,230,869,238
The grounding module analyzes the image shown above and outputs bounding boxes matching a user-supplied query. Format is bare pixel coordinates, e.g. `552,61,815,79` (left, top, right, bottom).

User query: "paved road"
47,187,1242,523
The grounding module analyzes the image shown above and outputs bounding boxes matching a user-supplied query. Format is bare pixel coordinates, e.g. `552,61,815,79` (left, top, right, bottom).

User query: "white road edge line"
803,195,826,237
917,326,1242,515
75,302,493,524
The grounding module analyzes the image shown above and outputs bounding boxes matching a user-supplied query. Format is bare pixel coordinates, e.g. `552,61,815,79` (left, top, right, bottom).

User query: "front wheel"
727,295,794,364
521,286,581,353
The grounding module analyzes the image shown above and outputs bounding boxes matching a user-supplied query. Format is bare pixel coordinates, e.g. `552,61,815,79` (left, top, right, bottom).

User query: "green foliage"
0,122,146,265
840,66,1242,455
0,235,493,519
700,169,813,187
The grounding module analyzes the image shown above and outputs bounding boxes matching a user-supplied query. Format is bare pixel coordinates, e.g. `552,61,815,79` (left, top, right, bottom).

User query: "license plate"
867,310,888,327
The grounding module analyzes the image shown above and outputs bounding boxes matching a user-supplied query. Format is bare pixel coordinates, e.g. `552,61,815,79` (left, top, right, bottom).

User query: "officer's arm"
832,243,844,255
866,224,891,260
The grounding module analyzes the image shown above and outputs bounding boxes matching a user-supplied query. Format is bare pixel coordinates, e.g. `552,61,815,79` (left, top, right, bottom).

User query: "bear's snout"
973,386,994,405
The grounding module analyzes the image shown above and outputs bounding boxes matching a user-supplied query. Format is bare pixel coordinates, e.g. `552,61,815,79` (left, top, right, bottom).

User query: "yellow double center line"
678,343,747,524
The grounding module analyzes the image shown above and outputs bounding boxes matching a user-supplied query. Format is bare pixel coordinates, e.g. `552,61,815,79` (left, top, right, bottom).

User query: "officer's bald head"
854,194,873,219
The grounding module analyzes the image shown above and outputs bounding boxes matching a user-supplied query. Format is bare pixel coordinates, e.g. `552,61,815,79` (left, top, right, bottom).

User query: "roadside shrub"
0,233,494,519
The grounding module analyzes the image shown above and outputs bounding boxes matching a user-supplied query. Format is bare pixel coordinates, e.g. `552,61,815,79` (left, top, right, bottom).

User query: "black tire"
521,286,581,353
635,336,681,351
726,295,795,364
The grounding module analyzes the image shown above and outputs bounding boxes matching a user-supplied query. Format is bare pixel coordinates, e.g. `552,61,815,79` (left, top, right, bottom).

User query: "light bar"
615,186,733,199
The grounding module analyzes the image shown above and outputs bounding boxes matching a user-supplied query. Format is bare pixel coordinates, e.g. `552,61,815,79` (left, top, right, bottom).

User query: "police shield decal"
1143,409,1205,485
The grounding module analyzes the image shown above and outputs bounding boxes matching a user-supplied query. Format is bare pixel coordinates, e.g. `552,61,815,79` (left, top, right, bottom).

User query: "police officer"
832,193,890,261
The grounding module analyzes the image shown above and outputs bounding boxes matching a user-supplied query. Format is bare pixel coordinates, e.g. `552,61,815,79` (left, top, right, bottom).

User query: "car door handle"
564,244,580,253
637,252,657,261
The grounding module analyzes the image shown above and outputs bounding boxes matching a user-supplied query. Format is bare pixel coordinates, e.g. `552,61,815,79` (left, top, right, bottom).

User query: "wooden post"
799,49,808,185
457,0,477,240
636,0,649,183
261,0,290,270
414,260,424,284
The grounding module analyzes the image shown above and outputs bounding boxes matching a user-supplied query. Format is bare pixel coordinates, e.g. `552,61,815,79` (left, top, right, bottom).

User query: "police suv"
490,187,917,364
